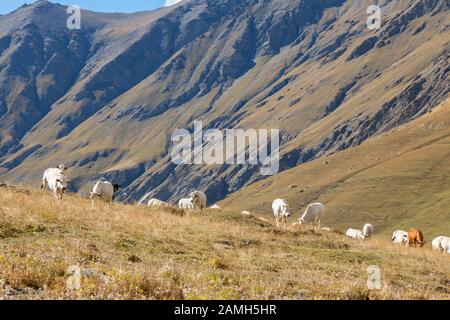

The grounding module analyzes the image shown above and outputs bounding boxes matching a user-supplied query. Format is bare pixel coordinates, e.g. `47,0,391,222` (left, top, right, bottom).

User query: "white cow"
178,197,194,211
41,167,70,200
432,236,450,253
272,199,290,228
190,190,207,210
392,230,409,246
346,228,366,240
346,223,374,240
298,202,325,230
148,198,170,208
209,204,221,210
89,180,119,207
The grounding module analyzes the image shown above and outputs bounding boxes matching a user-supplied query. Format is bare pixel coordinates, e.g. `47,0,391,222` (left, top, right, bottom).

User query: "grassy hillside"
0,187,448,300
220,98,450,238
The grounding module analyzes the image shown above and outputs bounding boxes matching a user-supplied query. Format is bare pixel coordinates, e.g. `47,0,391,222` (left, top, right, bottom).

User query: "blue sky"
0,0,183,15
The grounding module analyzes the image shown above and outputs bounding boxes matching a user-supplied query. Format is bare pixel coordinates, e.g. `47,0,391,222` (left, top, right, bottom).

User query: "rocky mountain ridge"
0,0,448,204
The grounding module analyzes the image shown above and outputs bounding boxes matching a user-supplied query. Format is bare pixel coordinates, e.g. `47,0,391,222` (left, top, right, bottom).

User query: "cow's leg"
41,177,47,189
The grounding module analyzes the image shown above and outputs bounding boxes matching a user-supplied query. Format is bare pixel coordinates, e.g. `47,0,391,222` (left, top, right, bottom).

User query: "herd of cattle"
40,165,450,254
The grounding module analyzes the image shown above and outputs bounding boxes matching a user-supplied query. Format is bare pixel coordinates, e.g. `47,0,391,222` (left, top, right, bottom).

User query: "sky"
0,0,183,15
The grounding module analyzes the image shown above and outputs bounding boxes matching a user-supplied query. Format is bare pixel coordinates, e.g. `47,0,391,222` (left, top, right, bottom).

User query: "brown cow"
408,228,425,247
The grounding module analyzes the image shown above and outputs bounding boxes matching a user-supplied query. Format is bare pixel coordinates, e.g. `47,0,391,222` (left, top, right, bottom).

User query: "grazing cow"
363,223,374,238
89,180,120,207
41,167,71,200
148,198,170,208
392,230,409,246
346,223,373,240
440,237,450,253
272,199,290,228
432,236,450,253
346,228,366,240
209,204,221,210
298,202,325,230
190,190,207,210
178,197,194,211
408,228,425,247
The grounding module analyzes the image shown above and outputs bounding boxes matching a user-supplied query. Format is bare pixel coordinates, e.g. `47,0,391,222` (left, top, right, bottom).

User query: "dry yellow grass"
0,187,448,300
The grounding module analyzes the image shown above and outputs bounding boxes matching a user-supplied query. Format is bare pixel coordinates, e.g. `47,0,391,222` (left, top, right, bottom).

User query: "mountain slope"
220,98,450,237
0,0,448,204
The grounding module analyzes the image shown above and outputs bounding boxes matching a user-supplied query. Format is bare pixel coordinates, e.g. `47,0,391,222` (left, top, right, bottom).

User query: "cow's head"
56,178,69,193
281,204,290,217
190,191,199,202
89,191,101,199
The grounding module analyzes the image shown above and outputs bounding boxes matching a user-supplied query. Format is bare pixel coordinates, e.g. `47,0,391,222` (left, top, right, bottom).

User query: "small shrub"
209,257,228,270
